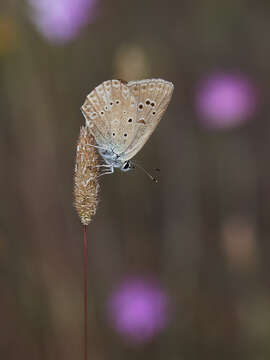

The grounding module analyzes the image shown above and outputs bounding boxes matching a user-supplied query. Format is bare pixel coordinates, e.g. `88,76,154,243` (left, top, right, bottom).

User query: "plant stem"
84,224,87,360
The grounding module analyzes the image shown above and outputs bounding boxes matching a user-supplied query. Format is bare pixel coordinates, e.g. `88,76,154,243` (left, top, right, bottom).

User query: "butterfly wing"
118,79,174,162
81,80,137,154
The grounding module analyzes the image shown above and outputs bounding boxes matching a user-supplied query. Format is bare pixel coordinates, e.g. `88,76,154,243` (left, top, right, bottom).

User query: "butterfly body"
98,147,131,172
81,79,174,174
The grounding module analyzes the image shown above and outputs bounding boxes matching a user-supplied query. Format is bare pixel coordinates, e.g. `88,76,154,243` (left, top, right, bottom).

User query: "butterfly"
81,79,174,177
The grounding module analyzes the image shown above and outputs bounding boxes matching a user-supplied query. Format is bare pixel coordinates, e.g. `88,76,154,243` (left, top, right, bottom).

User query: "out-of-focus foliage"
0,0,270,359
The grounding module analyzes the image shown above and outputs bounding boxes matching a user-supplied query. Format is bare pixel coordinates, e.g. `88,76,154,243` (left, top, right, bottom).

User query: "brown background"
1,0,270,359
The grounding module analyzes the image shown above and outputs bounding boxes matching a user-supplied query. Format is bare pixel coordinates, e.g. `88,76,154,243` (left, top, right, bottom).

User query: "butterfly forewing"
118,79,174,161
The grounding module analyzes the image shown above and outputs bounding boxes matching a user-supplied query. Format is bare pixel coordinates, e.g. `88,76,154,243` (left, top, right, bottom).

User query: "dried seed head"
74,126,99,225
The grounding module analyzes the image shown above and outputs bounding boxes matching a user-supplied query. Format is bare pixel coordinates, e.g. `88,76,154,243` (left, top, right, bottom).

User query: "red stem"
83,224,87,360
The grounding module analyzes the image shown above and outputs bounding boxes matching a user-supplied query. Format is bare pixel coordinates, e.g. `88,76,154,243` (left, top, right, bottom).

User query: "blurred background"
1,0,270,359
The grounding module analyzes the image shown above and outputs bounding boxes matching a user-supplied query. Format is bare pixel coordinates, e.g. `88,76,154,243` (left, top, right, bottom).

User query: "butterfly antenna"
131,161,159,183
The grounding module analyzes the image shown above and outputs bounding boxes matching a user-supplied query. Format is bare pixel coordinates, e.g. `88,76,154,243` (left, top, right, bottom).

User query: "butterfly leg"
93,164,112,169
85,144,108,151
97,165,114,177
88,164,111,172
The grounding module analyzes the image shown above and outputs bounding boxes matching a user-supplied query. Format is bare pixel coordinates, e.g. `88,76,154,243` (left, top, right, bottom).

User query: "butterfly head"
121,160,133,172
98,147,131,171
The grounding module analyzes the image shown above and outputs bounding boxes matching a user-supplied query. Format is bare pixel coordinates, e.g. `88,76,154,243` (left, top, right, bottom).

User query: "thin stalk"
83,224,87,360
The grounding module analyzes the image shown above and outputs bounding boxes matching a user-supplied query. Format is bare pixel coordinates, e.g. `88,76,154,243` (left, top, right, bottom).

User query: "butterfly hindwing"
81,80,137,153
107,80,137,154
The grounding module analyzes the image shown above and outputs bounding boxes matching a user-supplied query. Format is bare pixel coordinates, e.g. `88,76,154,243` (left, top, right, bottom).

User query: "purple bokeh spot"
28,0,97,43
107,277,169,344
195,72,258,129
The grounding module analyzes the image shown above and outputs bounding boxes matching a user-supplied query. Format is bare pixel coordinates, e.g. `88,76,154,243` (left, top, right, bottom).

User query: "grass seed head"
74,126,99,225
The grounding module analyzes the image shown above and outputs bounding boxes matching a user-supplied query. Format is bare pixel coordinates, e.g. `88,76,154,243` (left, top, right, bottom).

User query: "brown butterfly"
81,79,174,175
